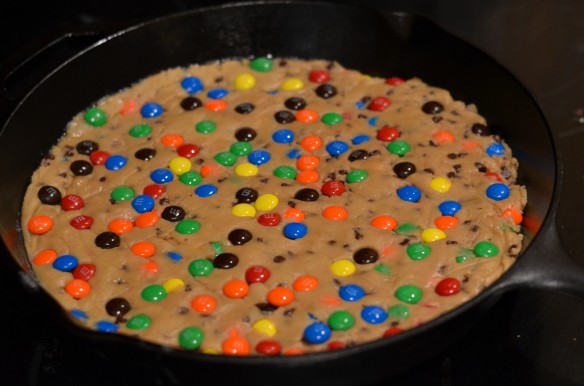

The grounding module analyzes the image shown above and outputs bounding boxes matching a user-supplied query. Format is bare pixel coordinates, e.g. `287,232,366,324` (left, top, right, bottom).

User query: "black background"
1,1,584,385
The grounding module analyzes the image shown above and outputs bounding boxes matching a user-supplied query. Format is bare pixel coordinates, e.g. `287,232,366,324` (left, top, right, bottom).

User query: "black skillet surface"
1,1,584,385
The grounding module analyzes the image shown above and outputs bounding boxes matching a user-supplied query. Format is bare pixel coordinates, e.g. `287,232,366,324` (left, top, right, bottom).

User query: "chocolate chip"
353,248,378,264
273,255,286,263
284,97,307,111
256,303,278,314
95,232,120,249
447,153,458,160
213,253,239,269
180,96,203,111
354,229,364,240
294,188,319,201
161,206,186,222
228,229,253,246
422,101,444,114
38,185,62,205
70,160,93,176
471,123,491,136
475,162,487,173
284,308,296,317
235,127,257,142
432,116,443,123
315,84,337,99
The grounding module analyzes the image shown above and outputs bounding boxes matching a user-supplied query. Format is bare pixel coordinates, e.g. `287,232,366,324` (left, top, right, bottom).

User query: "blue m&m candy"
303,322,331,344
486,143,505,157
70,309,88,320
438,200,461,216
105,155,127,171
287,149,301,159
140,102,163,118
95,320,118,333
248,150,271,165
272,129,295,144
167,252,183,262
326,141,349,157
283,222,307,240
355,101,365,110
339,284,366,302
361,305,388,324
131,194,155,213
397,186,421,202
52,254,78,272
195,184,218,197
150,168,174,184
181,76,203,94
207,88,228,99
368,116,378,127
486,183,510,201
351,134,370,145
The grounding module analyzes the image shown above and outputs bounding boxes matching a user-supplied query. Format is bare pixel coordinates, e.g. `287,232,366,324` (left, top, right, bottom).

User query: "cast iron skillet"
1,2,583,385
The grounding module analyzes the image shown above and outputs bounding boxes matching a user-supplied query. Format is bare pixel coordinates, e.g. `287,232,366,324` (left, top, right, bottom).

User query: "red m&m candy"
308,69,330,84
435,278,461,296
368,96,391,112
245,265,271,284
177,143,200,158
321,181,345,197
61,194,84,211
70,215,94,230
257,213,281,226
90,150,110,165
377,126,400,142
72,263,97,281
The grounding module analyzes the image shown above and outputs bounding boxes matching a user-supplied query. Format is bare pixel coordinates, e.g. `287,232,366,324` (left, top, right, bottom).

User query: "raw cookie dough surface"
22,58,527,355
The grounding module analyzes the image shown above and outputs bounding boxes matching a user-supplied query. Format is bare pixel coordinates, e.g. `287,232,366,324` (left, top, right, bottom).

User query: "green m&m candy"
141,284,167,302
188,259,214,277
474,241,499,257
321,112,343,125
250,57,273,72
387,140,411,157
406,243,431,261
346,169,368,183
328,310,355,331
395,284,423,304
84,107,107,127
178,326,204,349
273,165,297,179
126,314,152,330
128,123,152,138
195,120,217,134
230,141,252,156
388,304,410,319
214,151,237,166
179,171,202,186
111,186,135,202
176,219,201,235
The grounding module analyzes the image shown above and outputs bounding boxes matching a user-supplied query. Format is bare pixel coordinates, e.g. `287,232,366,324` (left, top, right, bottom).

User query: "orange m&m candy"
108,218,134,234
27,215,53,235
223,335,250,356
33,249,57,265
296,154,320,171
223,280,249,299
371,215,397,230
267,287,294,307
131,241,156,258
292,275,319,292
322,206,348,221
191,295,217,313
65,279,91,299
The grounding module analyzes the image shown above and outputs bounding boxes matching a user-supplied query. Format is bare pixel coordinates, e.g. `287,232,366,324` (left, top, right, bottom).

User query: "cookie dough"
22,58,527,355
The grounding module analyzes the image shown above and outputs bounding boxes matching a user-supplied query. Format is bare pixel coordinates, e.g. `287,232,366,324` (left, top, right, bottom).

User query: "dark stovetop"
1,1,583,385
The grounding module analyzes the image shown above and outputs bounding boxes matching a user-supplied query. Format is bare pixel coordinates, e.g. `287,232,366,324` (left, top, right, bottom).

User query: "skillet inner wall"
0,4,553,271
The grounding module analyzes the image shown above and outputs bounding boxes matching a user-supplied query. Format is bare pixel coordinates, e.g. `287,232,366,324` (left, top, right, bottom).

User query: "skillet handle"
492,209,584,300
0,30,106,125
